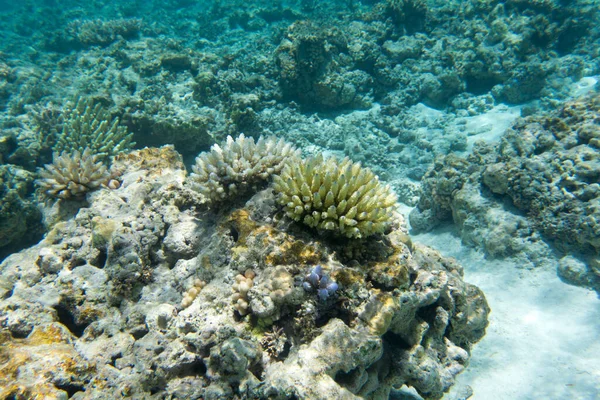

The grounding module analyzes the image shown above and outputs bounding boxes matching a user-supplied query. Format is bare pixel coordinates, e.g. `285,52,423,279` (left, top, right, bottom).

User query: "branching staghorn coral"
54,98,135,162
36,148,111,199
273,154,397,238
188,134,300,204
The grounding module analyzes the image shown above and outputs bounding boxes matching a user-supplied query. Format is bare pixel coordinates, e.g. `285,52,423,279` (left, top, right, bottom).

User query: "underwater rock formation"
0,145,489,399
411,93,600,291
0,165,43,260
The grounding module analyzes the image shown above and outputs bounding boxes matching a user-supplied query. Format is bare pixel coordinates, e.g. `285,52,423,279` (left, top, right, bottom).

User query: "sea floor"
411,227,600,400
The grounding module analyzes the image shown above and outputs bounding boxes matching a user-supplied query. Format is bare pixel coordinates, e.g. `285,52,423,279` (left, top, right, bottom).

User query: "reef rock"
0,145,489,399
410,93,600,291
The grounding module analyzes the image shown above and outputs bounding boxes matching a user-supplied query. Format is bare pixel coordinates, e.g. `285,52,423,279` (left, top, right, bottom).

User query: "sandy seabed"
411,228,600,400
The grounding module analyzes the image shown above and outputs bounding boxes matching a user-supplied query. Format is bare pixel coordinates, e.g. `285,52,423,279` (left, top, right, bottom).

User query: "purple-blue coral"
303,265,339,301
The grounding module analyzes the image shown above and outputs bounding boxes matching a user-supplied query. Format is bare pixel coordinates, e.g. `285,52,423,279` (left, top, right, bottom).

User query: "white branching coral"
273,154,397,238
37,148,110,199
188,134,300,204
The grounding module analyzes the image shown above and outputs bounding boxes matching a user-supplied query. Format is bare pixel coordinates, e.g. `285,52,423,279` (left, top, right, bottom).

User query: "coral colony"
37,148,110,199
303,265,339,301
189,134,300,205
274,153,397,238
2,1,598,398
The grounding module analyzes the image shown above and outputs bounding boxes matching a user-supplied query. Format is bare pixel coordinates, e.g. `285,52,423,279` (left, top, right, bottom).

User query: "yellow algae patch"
226,209,258,246
264,236,322,267
224,208,325,268
331,268,365,287
366,248,410,290
91,216,117,249
359,292,399,336
112,145,185,175
0,323,95,399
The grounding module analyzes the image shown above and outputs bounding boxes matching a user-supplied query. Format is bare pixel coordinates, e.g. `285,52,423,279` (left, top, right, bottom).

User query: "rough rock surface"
0,146,489,399
0,164,43,260
410,93,600,291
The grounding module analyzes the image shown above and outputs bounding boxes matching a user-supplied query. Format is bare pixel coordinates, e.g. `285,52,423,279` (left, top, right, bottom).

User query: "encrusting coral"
36,148,110,199
188,134,300,205
273,153,397,238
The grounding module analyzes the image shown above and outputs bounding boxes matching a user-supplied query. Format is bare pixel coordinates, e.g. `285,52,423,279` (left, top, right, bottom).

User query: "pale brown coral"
232,269,256,316
36,148,110,199
188,134,300,205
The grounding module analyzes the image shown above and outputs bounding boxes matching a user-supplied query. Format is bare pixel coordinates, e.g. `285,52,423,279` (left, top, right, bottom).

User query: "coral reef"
43,18,142,52
410,93,600,291
275,20,373,110
53,98,135,162
0,165,43,260
2,0,599,396
0,145,489,399
36,148,111,199
273,153,397,238
188,134,299,205
1,0,596,218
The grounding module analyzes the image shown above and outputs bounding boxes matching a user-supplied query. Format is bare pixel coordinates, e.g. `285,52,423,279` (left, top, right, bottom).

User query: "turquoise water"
0,1,598,399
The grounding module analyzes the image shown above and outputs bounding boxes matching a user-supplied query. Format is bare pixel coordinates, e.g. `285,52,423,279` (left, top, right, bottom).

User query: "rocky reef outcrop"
410,93,600,291
0,146,489,399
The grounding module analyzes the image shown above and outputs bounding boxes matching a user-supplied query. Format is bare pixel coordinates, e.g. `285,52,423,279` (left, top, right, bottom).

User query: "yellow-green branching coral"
273,154,397,238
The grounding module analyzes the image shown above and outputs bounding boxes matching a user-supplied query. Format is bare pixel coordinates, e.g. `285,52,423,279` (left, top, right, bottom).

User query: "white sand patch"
571,76,598,98
411,229,600,400
463,105,521,151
